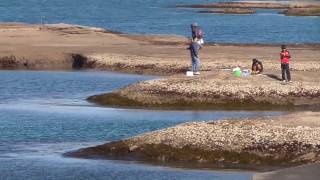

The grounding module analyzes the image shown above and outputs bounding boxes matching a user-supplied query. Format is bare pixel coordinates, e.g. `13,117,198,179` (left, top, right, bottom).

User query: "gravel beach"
88,70,320,109
67,112,320,170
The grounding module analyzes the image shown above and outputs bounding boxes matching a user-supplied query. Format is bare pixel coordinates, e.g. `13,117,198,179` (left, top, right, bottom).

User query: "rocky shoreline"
198,8,255,15
1,23,320,178
88,70,320,110
66,112,320,171
1,23,320,74
2,24,319,109
282,7,320,16
177,1,320,16
0,24,319,103
176,2,291,9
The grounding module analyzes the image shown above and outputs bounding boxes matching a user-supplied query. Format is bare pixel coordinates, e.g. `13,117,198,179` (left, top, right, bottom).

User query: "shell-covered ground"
68,112,320,170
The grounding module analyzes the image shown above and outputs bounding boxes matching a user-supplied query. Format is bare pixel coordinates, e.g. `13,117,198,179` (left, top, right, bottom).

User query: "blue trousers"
192,57,200,72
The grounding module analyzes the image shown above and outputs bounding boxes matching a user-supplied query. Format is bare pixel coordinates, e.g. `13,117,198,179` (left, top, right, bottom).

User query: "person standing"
189,39,201,75
280,45,291,82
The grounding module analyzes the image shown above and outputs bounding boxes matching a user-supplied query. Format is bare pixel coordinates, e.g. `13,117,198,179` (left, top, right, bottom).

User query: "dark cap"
191,22,198,27
281,45,286,49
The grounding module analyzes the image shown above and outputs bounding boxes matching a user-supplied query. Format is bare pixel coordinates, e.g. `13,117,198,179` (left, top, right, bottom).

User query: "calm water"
0,0,319,44
0,70,287,180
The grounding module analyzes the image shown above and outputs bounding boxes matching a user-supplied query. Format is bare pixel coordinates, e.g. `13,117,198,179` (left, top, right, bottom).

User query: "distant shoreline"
1,22,320,46
176,1,320,16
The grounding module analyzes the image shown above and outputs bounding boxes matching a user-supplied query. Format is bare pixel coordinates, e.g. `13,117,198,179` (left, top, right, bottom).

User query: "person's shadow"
264,73,282,81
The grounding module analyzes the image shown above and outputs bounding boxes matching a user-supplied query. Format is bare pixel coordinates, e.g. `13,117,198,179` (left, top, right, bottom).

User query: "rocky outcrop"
0,53,96,70
198,8,255,15
176,2,290,9
86,54,189,75
66,112,320,170
0,55,19,69
281,8,320,16
87,71,320,110
177,2,320,16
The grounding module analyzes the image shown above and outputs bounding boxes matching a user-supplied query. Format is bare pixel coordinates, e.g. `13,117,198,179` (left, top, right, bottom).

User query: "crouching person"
251,58,263,74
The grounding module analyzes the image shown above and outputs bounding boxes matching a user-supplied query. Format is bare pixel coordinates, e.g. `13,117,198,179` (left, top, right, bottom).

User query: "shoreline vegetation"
1,23,320,179
176,1,320,16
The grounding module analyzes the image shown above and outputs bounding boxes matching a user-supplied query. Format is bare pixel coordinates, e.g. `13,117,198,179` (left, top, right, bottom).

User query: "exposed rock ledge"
281,7,320,16
198,8,256,15
177,2,320,16
66,112,320,171
176,2,291,9
87,70,320,110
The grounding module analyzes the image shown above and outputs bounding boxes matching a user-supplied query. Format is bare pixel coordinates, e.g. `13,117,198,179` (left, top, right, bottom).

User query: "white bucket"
198,39,204,45
242,69,251,77
186,71,194,76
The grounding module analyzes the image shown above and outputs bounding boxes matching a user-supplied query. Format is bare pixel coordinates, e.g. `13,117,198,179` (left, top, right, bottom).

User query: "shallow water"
0,0,319,44
0,70,286,180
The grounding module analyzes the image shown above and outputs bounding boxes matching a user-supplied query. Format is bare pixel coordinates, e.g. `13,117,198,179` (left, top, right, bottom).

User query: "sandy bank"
0,23,188,72
1,23,319,74
66,112,320,170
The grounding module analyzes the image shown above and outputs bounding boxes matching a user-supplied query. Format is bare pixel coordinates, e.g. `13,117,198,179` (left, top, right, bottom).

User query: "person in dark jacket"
188,40,201,75
280,45,291,82
251,58,263,74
